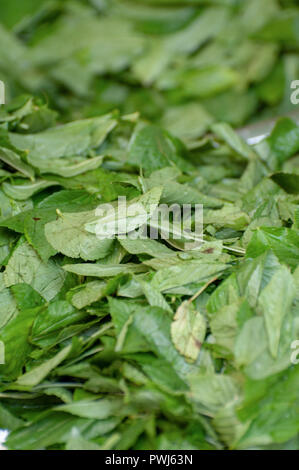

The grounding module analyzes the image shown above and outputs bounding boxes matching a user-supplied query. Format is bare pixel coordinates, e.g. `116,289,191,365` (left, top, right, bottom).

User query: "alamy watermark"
0,80,5,105
0,340,5,365
291,80,299,105
85,197,204,251
291,340,299,365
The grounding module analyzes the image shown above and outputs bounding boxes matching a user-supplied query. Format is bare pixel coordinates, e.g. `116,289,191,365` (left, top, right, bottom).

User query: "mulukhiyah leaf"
119,237,173,257
0,403,24,432
236,251,281,309
138,279,172,313
5,413,90,450
0,227,15,265
32,155,104,177
128,124,192,173
271,172,299,194
151,261,228,292
257,266,296,358
67,281,106,309
207,273,240,314
234,317,268,368
145,177,222,208
109,297,150,353
65,431,102,451
24,209,57,262
212,123,256,160
45,211,114,261
1,1,299,450
171,301,206,362
0,273,18,329
4,240,66,301
204,205,250,230
54,399,123,420
2,179,57,201
28,12,145,78
117,274,145,298
0,306,41,380
0,147,35,180
38,190,99,211
209,299,240,353
84,187,162,238
246,227,299,270
188,373,241,417
63,263,147,277
9,114,118,167
265,118,299,169
0,208,58,262
16,344,72,387
133,305,196,382
10,283,45,311
158,65,238,99
161,103,214,145
31,300,85,340
236,367,299,449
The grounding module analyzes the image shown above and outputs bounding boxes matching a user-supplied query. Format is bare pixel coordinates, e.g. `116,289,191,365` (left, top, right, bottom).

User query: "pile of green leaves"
1,0,299,127
0,0,299,452
0,92,298,450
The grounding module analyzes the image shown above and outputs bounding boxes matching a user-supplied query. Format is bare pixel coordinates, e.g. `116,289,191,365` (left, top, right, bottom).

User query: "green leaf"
0,273,18,329
84,187,162,238
24,209,58,262
65,430,102,451
212,123,256,160
0,403,24,432
119,236,173,257
0,147,35,180
109,298,150,353
5,413,90,450
54,398,122,420
2,179,56,201
132,305,196,382
271,172,299,194
234,317,268,368
263,118,299,170
236,367,299,449
151,260,228,292
236,251,281,309
45,211,114,261
246,227,299,270
204,205,250,231
10,283,45,311
128,124,191,173
9,114,117,170
0,306,41,380
67,281,106,309
1,0,299,448
257,265,296,357
4,240,66,301
63,263,147,277
161,103,214,144
171,301,206,362
31,300,85,340
138,279,172,313
16,344,72,388
188,373,240,417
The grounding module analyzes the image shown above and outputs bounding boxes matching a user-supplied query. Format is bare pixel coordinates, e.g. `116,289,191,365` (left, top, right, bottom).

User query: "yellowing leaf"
171,301,206,362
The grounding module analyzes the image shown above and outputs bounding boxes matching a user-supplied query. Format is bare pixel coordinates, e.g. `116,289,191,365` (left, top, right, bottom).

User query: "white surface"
0,430,8,450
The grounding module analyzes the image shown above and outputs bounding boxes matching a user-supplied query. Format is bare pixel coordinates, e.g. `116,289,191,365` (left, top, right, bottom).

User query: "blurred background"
0,0,299,138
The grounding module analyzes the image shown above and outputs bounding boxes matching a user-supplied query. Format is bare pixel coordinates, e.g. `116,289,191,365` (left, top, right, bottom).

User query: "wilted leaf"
171,301,206,362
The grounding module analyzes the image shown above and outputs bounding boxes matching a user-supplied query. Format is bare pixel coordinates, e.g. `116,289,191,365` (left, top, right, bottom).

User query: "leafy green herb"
0,0,299,452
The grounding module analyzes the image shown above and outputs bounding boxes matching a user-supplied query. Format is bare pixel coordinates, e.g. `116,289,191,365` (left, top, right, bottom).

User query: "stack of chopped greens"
0,0,299,451
1,0,299,127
